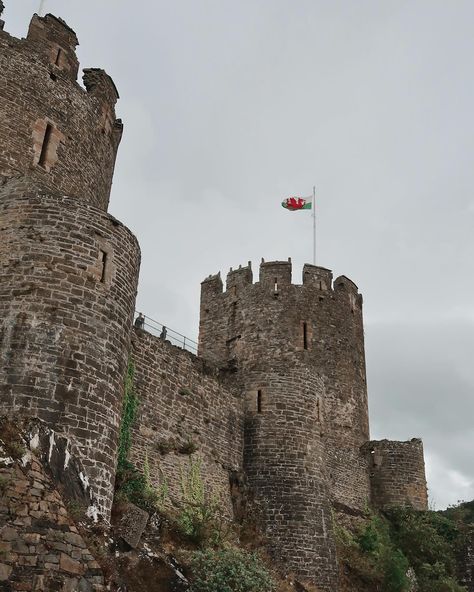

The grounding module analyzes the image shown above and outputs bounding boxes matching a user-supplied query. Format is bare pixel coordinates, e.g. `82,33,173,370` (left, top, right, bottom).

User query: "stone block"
116,502,149,548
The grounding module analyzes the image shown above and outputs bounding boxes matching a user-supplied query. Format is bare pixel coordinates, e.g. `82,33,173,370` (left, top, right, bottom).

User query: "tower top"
0,8,123,211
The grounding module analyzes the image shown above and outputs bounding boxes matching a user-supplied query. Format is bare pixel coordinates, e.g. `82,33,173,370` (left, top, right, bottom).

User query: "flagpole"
312,185,316,265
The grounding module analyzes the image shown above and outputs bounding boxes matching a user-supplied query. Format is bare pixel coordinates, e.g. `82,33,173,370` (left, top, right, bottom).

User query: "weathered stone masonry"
130,329,244,518
0,13,122,211
0,6,430,592
0,182,140,516
197,259,429,591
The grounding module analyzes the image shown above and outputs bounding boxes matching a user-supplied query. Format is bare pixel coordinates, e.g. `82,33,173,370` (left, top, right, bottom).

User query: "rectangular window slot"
303,322,308,350
55,48,62,66
99,249,108,283
38,123,53,169
257,390,262,413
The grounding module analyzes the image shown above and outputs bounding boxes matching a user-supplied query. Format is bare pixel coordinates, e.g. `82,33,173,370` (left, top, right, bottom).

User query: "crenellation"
259,257,292,289
226,262,253,292
302,263,333,290
27,14,79,80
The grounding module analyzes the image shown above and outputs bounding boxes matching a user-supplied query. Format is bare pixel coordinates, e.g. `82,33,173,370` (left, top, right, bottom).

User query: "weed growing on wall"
189,547,275,592
117,360,139,469
178,456,227,546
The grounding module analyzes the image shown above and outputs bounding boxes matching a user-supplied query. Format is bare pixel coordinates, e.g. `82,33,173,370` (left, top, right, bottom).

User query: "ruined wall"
0,182,140,517
365,439,428,510
0,13,122,211
199,260,371,511
130,329,244,517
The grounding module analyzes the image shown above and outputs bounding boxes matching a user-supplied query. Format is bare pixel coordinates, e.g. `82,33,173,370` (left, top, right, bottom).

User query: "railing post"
183,336,186,350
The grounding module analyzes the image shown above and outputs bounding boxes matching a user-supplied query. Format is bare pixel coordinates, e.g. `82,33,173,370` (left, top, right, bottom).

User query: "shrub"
356,514,409,592
386,507,463,587
190,547,275,592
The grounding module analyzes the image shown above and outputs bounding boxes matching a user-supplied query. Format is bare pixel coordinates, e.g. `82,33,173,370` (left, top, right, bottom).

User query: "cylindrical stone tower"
0,182,140,516
0,11,140,518
199,260,371,512
199,258,372,591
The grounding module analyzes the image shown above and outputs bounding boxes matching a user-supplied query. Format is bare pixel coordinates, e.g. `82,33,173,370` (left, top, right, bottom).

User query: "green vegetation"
177,456,227,546
115,359,158,511
336,507,467,592
117,360,139,469
189,547,275,592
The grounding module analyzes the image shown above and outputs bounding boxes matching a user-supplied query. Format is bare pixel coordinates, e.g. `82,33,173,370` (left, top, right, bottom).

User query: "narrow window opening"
316,399,320,422
274,277,278,292
99,249,108,283
257,390,262,413
49,72,57,81
38,123,53,169
303,322,308,350
55,47,62,66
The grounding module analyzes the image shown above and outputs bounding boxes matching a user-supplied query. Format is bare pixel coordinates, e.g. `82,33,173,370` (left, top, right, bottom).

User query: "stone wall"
130,329,244,517
0,14,122,211
199,260,371,511
0,182,140,517
365,439,428,510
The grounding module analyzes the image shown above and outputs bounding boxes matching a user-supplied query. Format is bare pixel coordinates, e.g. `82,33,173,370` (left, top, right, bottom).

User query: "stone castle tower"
0,9,140,516
0,6,429,591
198,260,428,589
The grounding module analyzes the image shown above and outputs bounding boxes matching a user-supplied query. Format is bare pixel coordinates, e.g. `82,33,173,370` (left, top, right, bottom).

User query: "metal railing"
134,312,198,355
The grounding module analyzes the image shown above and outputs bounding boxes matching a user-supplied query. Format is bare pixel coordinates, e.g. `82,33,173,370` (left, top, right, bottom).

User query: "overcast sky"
5,0,474,509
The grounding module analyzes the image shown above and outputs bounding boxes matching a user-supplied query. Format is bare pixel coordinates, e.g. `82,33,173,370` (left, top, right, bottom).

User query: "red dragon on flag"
281,196,312,211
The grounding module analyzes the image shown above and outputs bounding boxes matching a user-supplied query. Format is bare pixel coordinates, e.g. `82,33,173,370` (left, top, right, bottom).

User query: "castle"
0,7,428,591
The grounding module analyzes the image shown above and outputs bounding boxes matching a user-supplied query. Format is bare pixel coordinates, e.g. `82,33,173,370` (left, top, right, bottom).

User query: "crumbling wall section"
365,439,428,510
130,329,244,518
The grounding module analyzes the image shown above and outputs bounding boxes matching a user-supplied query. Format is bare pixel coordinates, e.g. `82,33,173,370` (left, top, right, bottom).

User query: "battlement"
201,258,361,298
226,262,253,291
27,14,79,80
83,68,120,107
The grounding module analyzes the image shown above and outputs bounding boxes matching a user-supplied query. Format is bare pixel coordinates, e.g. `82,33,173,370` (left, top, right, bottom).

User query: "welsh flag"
281,196,312,211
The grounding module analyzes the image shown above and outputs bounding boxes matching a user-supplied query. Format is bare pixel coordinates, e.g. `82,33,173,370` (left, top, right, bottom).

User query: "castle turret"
199,259,371,507
199,258,373,591
0,10,140,518
0,12,122,210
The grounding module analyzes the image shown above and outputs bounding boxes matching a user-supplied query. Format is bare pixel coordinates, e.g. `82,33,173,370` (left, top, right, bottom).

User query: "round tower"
0,10,140,518
199,259,369,590
200,260,371,511
0,12,122,210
